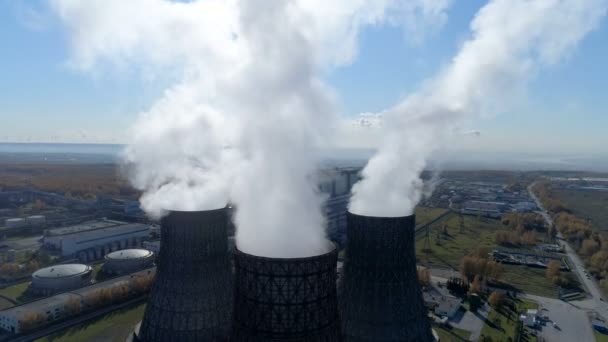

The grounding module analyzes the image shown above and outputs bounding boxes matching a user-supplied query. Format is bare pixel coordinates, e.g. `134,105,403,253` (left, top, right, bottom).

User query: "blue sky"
1,0,607,155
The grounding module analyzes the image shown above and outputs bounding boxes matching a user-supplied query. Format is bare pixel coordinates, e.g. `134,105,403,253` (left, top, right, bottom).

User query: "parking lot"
526,294,594,342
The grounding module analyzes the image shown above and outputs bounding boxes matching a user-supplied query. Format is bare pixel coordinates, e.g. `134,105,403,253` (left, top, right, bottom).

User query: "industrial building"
231,243,341,341
136,209,233,342
0,293,79,334
461,200,508,218
102,249,154,275
27,215,46,226
42,219,150,261
0,268,155,335
319,167,360,246
339,212,433,341
29,264,93,296
5,218,26,229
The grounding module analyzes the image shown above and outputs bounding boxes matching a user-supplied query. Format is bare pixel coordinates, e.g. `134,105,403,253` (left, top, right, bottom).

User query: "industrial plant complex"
1,168,563,342
0,168,439,341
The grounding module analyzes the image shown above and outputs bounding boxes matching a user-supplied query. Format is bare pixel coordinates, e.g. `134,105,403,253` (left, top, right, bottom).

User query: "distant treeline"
0,163,139,200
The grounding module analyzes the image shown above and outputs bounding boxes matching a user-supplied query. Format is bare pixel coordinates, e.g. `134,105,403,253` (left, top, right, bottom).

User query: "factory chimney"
339,212,433,341
135,208,233,342
231,243,341,341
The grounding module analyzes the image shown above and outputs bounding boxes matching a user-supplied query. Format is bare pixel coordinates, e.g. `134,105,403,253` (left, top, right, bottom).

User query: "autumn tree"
26,260,40,272
581,239,600,256
417,268,431,287
469,275,482,294
546,260,561,284
0,262,21,277
488,291,504,308
65,297,81,315
522,231,537,246
486,261,504,282
19,311,46,332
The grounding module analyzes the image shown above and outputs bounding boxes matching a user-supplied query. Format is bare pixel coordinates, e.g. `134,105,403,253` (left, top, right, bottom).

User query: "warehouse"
29,264,93,296
43,219,150,260
102,249,154,275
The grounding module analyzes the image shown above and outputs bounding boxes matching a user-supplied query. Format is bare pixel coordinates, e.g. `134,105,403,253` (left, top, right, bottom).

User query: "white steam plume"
350,0,608,217
51,0,452,257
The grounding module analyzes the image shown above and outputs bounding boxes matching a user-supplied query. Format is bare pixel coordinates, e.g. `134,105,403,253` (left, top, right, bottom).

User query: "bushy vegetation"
459,254,504,284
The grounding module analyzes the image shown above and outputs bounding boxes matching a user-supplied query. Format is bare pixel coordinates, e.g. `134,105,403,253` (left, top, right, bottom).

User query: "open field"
480,299,538,342
0,281,29,302
36,302,146,342
434,325,472,341
553,189,608,232
0,297,13,310
501,266,560,299
415,207,448,227
415,215,566,298
415,215,501,269
596,331,608,342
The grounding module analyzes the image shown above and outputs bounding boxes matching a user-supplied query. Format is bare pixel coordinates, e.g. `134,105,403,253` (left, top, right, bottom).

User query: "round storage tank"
5,218,26,229
27,215,46,226
102,249,154,276
30,264,93,296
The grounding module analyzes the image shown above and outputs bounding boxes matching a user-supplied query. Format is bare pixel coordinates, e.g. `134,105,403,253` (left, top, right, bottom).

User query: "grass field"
0,281,30,302
415,215,563,298
0,297,14,310
415,215,501,269
501,266,560,299
434,325,472,341
36,302,146,342
553,189,608,231
480,299,538,342
596,330,608,342
415,207,449,227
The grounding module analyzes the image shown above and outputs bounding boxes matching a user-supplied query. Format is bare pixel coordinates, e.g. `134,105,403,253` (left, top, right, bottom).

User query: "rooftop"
33,264,91,279
45,219,141,236
106,249,153,260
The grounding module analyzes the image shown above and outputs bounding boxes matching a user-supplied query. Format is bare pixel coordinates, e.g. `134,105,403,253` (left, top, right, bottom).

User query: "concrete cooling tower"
135,208,233,342
339,212,432,342
231,243,341,342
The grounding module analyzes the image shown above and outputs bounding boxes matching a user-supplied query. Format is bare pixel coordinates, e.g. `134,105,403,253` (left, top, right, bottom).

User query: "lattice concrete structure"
231,244,341,342
136,208,233,342
339,212,433,342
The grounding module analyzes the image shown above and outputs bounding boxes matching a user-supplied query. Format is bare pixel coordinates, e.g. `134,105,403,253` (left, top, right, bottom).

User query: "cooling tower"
136,208,233,342
231,243,341,342
339,212,433,342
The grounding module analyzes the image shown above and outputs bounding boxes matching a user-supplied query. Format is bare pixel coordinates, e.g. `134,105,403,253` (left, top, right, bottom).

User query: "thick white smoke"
51,0,451,257
349,0,608,217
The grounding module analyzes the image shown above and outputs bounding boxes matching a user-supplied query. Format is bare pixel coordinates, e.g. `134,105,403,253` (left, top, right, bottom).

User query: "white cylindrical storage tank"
5,218,26,229
26,215,46,226
30,264,93,296
102,249,154,276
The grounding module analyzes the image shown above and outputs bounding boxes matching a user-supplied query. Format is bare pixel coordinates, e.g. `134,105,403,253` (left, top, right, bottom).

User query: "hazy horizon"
2,142,607,173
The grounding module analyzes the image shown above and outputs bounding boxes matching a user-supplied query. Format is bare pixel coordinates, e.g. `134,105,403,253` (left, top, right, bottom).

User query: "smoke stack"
231,243,341,341
339,212,432,341
136,208,233,342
